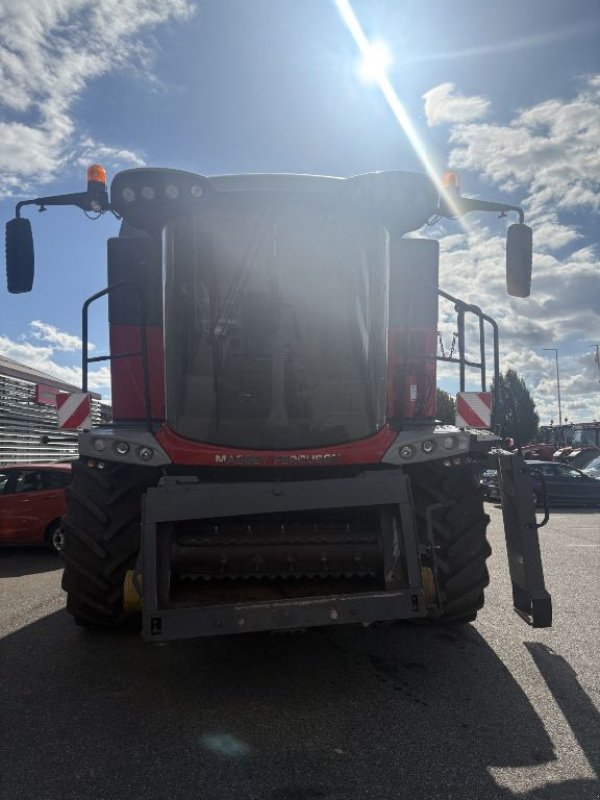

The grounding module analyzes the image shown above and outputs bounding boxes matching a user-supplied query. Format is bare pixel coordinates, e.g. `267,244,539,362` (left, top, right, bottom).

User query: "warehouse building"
0,354,109,465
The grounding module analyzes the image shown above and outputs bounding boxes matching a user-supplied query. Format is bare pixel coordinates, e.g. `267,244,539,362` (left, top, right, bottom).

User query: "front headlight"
137,446,154,461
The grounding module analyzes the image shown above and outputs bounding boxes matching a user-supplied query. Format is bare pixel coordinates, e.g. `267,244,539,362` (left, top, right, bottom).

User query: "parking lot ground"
1,505,599,800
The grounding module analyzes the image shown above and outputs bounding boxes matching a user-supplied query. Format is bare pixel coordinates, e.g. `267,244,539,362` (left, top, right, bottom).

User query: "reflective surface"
164,192,389,449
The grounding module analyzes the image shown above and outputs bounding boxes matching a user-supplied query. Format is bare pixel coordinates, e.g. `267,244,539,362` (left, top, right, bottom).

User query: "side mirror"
6,218,34,293
506,223,532,298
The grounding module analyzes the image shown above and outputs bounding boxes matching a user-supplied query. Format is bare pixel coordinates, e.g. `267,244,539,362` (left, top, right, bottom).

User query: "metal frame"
437,289,500,428
494,450,552,627
81,281,153,430
140,470,427,641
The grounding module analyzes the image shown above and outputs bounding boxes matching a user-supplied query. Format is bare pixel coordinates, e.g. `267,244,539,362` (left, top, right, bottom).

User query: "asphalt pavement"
1,505,599,800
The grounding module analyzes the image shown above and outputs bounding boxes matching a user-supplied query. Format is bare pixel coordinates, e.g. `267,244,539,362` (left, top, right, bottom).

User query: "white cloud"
421,75,600,426
0,0,193,197
29,320,93,352
445,75,600,214
76,137,146,170
0,330,110,397
422,83,490,127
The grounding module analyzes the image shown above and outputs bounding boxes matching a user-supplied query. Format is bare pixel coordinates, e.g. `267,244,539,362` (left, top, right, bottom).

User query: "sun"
357,40,392,83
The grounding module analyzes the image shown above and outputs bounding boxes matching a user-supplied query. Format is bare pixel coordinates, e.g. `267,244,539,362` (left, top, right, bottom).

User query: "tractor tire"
409,462,491,624
61,459,160,628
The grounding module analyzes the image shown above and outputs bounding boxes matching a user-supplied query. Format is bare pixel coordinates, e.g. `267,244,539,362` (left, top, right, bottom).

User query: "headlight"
137,446,154,461
422,440,435,454
441,436,456,450
114,441,130,456
92,438,107,452
399,445,414,459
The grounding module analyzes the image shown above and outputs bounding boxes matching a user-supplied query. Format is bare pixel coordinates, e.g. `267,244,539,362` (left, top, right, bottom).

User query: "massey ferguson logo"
214,452,342,466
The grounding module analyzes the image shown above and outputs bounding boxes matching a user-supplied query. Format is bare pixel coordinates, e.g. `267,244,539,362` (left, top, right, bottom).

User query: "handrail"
82,281,152,431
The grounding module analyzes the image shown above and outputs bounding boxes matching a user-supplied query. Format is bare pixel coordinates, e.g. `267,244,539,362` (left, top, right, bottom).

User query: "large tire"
409,462,491,624
61,459,160,628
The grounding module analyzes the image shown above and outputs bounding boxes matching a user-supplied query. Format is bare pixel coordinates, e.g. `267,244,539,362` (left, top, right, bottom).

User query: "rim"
52,527,65,552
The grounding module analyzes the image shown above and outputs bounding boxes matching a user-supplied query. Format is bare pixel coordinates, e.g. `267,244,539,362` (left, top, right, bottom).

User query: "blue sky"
1,0,599,423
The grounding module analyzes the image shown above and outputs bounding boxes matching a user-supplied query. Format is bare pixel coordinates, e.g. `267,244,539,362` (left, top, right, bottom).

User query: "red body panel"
156,425,397,467
387,327,437,421
0,464,71,544
110,325,165,420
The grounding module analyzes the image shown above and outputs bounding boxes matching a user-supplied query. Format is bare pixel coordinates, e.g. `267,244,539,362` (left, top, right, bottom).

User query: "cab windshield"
163,191,388,449
572,429,598,447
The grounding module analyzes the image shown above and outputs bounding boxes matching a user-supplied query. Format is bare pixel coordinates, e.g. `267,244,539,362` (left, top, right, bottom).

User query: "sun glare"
358,40,392,83
334,0,466,226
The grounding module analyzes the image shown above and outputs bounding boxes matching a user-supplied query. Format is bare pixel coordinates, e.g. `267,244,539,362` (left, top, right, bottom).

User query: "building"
0,354,109,465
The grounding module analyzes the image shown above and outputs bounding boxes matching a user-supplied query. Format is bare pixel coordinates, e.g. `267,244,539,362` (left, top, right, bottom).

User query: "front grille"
171,509,382,582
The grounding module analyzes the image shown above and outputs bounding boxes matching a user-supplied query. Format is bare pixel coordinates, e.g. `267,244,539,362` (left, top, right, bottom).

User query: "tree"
436,388,456,425
491,369,539,445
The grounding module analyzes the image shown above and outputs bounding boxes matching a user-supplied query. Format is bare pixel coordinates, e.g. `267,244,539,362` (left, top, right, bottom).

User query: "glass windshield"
164,191,388,449
572,429,597,447
584,456,600,475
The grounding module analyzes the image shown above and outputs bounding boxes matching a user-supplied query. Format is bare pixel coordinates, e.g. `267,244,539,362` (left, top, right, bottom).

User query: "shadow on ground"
1,608,598,800
0,546,61,577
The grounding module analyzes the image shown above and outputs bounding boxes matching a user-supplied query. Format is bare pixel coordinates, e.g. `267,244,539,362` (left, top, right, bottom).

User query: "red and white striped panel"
455,392,492,429
56,392,92,430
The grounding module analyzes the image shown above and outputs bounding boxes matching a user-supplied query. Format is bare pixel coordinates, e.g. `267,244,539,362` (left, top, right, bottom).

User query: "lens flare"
358,40,392,83
334,0,465,224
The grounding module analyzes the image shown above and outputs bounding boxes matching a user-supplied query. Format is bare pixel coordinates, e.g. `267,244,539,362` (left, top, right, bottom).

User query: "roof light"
190,184,203,198
141,186,155,200
122,188,135,202
165,184,179,200
87,164,107,187
442,171,461,193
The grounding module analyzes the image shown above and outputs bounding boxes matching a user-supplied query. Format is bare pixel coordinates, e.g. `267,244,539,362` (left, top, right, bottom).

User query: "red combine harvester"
5,166,551,640
553,422,600,469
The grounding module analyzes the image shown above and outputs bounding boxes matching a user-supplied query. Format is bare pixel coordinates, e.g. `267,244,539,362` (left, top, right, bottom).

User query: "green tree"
491,369,539,445
436,388,456,425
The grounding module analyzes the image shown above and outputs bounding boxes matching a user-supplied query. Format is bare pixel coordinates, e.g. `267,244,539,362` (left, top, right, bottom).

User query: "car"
0,463,72,552
582,455,600,480
482,460,600,507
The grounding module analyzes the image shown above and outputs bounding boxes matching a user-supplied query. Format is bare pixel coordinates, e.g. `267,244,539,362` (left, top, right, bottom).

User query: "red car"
0,463,72,552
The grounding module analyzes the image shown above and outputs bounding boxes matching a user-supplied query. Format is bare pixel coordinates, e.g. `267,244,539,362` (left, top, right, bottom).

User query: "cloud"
422,83,490,127
75,138,146,171
29,320,93,352
0,0,193,197
445,75,600,214
421,74,600,425
0,328,110,397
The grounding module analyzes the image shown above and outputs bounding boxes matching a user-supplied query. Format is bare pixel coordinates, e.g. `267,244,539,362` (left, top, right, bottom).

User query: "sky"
0,0,599,424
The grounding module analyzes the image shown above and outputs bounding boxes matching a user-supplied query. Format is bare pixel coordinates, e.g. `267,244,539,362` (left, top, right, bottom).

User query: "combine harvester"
5,165,551,640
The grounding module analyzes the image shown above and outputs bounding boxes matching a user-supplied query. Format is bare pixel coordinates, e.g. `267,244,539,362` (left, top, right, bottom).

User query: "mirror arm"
15,190,110,218
441,196,525,224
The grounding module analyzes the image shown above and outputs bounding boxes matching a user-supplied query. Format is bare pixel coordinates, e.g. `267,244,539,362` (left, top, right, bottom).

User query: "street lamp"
542,348,562,425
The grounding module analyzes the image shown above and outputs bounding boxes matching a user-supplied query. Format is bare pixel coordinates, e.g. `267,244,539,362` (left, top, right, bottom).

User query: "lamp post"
542,347,562,425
